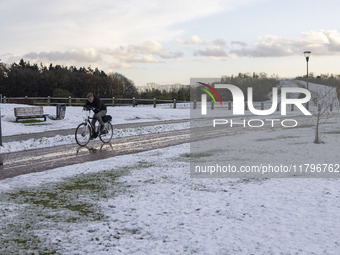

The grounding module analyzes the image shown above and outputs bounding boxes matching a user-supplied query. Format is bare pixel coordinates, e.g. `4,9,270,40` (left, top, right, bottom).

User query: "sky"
1,0,340,86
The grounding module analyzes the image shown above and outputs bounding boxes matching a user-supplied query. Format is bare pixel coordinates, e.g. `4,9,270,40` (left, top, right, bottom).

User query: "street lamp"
304,50,311,110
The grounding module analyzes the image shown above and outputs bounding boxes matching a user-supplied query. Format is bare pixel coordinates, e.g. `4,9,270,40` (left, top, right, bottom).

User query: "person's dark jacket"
84,95,107,113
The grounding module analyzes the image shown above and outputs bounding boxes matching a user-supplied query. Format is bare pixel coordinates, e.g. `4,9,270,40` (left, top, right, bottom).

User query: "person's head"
87,93,94,103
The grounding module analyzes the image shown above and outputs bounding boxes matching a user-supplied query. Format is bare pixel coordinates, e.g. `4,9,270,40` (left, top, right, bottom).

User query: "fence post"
3,96,6,103
153,98,156,108
0,94,2,146
47,96,51,106
211,101,214,110
133,97,136,107
193,100,197,109
173,99,176,109
68,96,72,106
228,101,231,110
112,97,115,107
291,104,294,111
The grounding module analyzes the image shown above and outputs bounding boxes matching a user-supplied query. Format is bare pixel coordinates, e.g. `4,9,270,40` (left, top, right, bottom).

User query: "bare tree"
310,86,338,144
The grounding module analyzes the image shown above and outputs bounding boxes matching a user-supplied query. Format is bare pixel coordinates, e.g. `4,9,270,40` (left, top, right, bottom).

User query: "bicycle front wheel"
75,123,91,146
99,122,113,143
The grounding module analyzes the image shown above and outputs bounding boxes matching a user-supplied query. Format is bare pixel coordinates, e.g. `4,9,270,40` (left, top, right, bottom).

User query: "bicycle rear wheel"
75,123,91,146
99,122,113,143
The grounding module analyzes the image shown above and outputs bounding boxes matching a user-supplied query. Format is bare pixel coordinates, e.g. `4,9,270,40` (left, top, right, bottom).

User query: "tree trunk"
314,114,320,144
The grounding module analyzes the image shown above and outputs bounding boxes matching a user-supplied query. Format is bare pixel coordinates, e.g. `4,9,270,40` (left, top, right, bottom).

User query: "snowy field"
0,103,190,153
0,81,340,254
1,119,340,254
0,103,190,136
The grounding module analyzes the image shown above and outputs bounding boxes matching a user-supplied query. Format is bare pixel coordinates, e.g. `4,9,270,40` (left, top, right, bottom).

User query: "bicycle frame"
83,110,101,134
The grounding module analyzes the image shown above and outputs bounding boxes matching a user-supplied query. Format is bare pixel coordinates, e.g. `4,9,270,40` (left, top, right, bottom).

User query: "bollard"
0,94,2,146
173,99,176,109
193,100,197,109
153,98,156,108
68,96,72,106
112,97,115,107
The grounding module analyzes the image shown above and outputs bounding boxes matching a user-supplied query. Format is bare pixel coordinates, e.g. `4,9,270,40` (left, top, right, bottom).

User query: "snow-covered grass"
0,81,339,254
0,103,190,153
0,103,190,136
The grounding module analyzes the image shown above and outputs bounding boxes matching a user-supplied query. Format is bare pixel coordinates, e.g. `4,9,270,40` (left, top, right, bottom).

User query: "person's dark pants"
92,110,107,133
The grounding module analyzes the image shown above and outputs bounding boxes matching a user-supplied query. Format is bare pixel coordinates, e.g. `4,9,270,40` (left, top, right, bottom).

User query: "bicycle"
75,108,113,146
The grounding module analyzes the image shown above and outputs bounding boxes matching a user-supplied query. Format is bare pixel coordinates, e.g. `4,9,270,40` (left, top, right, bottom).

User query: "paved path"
2,118,191,143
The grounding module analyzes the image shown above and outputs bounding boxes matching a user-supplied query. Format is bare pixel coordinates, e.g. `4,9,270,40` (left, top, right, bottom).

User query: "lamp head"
304,51,311,61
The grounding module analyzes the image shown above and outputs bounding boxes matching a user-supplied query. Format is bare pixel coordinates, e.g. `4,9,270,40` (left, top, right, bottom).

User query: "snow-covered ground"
0,103,190,153
0,119,339,254
0,81,339,254
0,103,190,136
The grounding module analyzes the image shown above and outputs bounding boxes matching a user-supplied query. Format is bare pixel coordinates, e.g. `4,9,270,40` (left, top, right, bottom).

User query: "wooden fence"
1,96,339,111
1,96,180,108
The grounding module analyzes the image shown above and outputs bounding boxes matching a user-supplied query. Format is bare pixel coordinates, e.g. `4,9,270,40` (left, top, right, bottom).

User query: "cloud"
187,37,228,58
213,39,227,47
177,35,204,45
231,41,248,47
194,47,228,57
23,49,102,63
0,0,265,53
14,41,183,69
230,30,340,57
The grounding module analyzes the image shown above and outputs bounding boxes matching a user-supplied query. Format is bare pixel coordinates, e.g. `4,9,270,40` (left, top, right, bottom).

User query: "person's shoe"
99,125,107,135
90,132,98,140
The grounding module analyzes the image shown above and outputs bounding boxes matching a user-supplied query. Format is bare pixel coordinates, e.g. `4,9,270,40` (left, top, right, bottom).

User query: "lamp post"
304,51,311,110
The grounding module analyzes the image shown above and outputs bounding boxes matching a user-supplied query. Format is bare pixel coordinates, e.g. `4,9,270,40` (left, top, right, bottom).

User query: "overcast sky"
1,0,340,85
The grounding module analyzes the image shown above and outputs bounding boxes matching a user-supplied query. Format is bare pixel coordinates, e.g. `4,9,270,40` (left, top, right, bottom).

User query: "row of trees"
0,59,190,101
0,59,138,98
1,60,339,102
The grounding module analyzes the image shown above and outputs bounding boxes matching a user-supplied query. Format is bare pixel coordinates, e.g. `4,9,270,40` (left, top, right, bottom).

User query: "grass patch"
11,119,52,126
0,159,158,254
25,123,51,126
181,152,214,158
255,137,275,142
294,124,314,129
323,131,340,134
13,119,45,124
126,116,142,120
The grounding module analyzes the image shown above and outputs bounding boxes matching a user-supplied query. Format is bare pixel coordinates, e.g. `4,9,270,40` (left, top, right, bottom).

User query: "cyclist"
84,93,107,138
